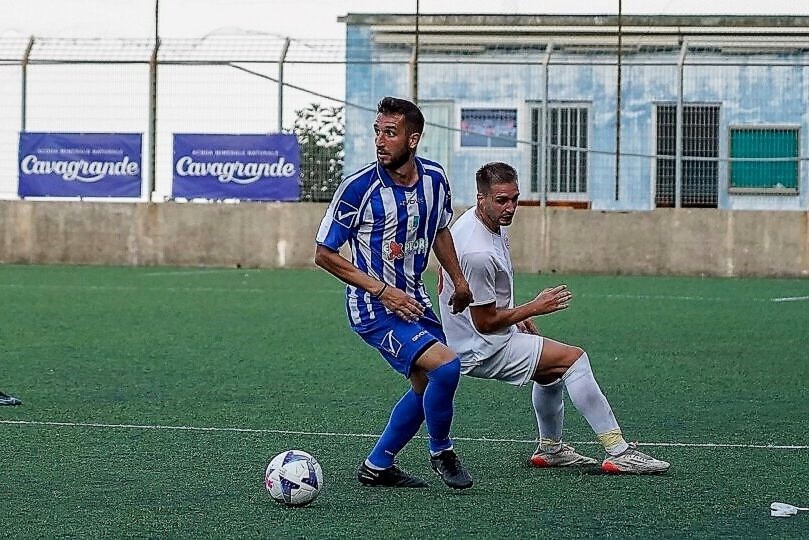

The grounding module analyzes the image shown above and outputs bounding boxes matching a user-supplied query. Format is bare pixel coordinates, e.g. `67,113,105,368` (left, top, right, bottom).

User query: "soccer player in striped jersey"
315,97,474,489
439,162,671,474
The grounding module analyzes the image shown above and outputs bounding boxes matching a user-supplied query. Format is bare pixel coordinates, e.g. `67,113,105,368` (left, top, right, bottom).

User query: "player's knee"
416,341,457,371
566,346,585,365
426,357,460,386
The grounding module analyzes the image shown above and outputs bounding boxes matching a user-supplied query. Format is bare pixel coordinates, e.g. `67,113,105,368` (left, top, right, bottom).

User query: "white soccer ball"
264,449,324,507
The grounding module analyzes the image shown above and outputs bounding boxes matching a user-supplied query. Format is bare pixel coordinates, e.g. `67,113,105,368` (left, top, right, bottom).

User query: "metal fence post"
541,42,553,207
675,40,687,209
411,0,420,104
278,37,290,132
614,6,623,202
21,36,34,132
148,38,160,202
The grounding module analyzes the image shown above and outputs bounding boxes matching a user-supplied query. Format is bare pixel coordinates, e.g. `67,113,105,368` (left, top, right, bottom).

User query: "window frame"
544,103,590,200
652,102,721,208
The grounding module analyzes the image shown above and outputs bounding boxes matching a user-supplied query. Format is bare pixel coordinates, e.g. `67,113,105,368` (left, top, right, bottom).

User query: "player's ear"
408,131,421,150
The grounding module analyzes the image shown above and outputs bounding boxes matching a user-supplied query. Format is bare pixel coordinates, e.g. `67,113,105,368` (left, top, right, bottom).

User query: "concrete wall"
1,200,808,277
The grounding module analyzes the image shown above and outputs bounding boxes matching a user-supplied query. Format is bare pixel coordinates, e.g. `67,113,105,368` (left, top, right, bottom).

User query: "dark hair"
377,96,425,135
476,162,518,194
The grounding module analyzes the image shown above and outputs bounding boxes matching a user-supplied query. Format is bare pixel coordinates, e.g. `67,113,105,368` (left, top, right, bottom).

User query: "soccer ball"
264,449,324,507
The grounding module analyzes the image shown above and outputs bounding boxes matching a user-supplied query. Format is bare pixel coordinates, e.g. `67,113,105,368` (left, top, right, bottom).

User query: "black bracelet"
373,283,388,298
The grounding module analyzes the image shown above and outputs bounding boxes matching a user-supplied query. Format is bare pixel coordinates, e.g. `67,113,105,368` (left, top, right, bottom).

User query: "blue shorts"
354,307,446,377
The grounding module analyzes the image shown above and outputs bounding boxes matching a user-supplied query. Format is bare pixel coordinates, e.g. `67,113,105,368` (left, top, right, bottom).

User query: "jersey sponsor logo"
333,200,359,228
400,192,422,207
383,238,428,260
380,330,402,357
411,330,427,342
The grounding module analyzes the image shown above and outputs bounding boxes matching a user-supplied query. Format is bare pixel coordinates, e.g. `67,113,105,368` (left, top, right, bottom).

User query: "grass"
1,265,808,538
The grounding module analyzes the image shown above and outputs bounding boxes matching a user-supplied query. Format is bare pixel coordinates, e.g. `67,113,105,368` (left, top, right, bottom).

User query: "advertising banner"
18,132,142,198
172,134,300,201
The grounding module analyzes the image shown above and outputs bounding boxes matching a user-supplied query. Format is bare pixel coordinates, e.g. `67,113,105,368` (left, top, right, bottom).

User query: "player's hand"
531,285,571,315
380,285,425,322
516,319,540,335
448,280,473,314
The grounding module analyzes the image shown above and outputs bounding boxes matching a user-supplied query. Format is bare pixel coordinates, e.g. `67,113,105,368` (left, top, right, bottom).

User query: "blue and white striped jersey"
316,157,453,328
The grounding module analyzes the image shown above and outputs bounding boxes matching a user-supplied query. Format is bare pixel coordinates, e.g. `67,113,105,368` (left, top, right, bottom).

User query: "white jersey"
438,207,515,370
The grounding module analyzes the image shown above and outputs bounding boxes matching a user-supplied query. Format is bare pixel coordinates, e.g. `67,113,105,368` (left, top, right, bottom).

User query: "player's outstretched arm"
432,228,473,313
470,285,571,334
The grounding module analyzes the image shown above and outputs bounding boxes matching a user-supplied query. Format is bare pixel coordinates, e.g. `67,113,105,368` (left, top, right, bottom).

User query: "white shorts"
462,333,544,387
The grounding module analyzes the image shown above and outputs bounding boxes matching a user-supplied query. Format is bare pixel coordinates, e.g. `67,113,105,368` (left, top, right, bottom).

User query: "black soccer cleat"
429,449,473,490
0,391,22,406
357,462,429,488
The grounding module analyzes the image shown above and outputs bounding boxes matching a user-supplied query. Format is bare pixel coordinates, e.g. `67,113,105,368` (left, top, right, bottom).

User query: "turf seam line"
2,420,807,450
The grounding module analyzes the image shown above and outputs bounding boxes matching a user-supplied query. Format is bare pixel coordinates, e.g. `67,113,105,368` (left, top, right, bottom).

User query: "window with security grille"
729,126,799,194
655,104,720,208
543,106,588,195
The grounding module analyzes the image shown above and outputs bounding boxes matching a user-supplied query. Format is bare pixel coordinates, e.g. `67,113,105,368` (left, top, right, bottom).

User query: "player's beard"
380,147,412,172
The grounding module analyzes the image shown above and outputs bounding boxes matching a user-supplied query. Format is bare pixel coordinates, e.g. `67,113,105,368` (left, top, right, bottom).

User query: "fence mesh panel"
1,35,807,207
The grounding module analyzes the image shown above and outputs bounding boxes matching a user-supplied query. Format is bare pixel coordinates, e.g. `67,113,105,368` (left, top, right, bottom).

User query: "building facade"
341,14,809,211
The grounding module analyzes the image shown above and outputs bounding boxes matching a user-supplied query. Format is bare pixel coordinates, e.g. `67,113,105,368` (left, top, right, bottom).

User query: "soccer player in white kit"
438,162,670,474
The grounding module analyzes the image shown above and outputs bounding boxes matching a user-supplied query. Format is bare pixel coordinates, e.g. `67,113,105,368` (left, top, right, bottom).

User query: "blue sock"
423,357,461,454
367,389,424,469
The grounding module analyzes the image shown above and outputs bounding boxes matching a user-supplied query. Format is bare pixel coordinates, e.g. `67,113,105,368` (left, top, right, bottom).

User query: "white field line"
0,283,269,294
771,295,809,303
2,283,805,304
143,269,248,276
0,283,771,302
580,294,736,302
0,283,345,295
1,419,807,450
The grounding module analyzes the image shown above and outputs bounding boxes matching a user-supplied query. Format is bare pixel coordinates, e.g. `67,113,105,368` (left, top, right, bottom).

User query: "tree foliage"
293,103,344,202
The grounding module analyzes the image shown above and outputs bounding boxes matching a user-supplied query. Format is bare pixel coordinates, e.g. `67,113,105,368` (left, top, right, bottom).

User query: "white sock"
364,459,386,470
531,380,564,452
562,352,629,455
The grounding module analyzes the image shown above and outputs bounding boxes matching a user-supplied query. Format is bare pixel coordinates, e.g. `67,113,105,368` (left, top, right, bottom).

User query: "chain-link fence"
342,31,809,209
2,34,808,209
0,35,345,202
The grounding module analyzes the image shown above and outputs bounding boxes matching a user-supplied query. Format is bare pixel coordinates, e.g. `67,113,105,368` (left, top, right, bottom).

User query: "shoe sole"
357,472,428,488
601,461,671,474
529,455,599,468
358,481,429,488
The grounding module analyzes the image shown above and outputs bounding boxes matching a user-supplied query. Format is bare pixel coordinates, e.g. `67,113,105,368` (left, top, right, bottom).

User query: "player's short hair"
476,162,518,194
377,96,425,135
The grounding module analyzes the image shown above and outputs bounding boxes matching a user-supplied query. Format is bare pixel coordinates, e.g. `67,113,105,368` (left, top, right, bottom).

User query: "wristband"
373,283,388,299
